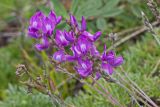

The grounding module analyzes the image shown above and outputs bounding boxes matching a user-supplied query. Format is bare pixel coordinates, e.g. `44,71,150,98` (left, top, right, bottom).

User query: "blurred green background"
0,0,160,106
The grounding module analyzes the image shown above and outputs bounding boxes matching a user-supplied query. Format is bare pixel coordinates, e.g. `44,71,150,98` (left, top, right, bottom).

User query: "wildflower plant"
16,9,158,107
28,10,123,78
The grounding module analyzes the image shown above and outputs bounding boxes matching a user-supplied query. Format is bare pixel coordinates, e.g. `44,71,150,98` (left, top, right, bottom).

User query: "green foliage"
0,41,21,89
0,0,34,30
70,0,123,19
0,85,52,107
51,0,68,18
122,34,160,97
69,0,123,31
65,80,129,107
0,0,33,19
0,37,35,100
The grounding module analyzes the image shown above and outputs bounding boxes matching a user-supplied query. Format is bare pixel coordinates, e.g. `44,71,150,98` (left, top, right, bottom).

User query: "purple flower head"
48,10,62,25
82,31,102,42
42,17,55,36
28,10,62,38
55,30,69,47
81,16,86,32
29,11,44,29
101,45,124,75
35,36,49,51
53,50,66,62
28,11,45,38
75,58,93,78
64,30,75,43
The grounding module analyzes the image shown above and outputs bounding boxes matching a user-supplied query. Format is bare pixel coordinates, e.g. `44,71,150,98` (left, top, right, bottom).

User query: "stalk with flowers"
16,10,158,107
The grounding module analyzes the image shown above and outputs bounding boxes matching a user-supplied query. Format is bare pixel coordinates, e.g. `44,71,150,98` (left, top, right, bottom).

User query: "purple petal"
28,27,41,38
71,45,82,56
101,63,114,75
35,44,48,51
101,45,107,61
78,58,93,70
29,11,44,29
56,16,62,25
35,36,49,51
112,56,123,67
75,37,92,55
95,72,101,80
65,55,76,62
106,51,116,65
82,31,101,42
76,58,93,78
70,14,78,27
53,50,66,62
28,32,40,39
94,31,101,41
55,30,69,47
48,10,57,24
82,31,94,41
42,17,55,36
76,67,91,77
81,16,86,31
90,44,100,56
64,30,75,42
78,40,87,54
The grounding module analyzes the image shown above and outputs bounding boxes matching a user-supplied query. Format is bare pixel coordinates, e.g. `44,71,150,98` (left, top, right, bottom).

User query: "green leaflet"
96,18,107,31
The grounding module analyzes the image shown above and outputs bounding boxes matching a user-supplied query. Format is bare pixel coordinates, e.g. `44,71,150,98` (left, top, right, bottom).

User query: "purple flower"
29,11,44,29
101,45,124,75
82,31,102,42
28,11,45,38
28,10,62,38
55,30,69,47
35,36,49,51
53,50,66,62
64,30,75,43
71,37,91,57
42,17,55,36
48,10,62,25
42,10,62,36
75,58,93,77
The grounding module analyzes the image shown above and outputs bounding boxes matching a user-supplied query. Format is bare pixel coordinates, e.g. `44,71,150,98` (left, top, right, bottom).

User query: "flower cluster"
28,10,62,51
28,10,124,78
